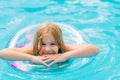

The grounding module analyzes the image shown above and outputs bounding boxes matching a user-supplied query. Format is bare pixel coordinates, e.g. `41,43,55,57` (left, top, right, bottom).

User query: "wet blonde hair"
33,22,66,55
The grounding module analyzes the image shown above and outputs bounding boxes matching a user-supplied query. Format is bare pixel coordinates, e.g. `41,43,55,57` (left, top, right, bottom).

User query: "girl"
0,22,100,67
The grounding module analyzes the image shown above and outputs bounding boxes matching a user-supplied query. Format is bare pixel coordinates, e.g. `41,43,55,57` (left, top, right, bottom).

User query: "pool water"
0,0,120,80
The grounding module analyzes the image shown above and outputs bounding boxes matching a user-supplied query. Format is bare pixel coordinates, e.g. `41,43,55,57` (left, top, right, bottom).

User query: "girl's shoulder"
64,44,88,51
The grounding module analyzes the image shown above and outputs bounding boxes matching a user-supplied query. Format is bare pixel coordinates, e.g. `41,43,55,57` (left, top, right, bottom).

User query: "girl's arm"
63,44,100,59
44,44,100,66
0,48,33,60
0,48,49,67
6,48,34,55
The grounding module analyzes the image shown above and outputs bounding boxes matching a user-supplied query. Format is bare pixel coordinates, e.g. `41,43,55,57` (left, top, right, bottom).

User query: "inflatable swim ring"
8,23,84,72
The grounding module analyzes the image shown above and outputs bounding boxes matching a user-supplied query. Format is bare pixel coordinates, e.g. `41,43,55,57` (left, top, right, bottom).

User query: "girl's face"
39,33,59,55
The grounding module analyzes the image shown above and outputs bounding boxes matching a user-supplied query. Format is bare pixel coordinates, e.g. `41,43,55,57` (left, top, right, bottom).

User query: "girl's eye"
51,43,56,45
42,43,46,45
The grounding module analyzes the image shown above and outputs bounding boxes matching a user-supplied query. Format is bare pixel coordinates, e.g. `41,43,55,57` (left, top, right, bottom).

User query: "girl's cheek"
53,46,59,53
39,48,43,55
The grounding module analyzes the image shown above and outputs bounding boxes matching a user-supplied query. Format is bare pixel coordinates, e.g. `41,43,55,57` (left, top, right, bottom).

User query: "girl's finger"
43,55,49,57
41,61,50,67
49,60,56,66
44,58,54,63
42,57,50,61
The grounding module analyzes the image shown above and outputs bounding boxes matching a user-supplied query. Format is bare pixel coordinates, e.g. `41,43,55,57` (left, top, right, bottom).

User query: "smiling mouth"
40,49,57,55
43,52,56,54
41,51,57,55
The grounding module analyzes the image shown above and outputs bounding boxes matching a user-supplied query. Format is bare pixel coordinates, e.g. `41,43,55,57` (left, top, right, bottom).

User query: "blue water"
0,0,120,80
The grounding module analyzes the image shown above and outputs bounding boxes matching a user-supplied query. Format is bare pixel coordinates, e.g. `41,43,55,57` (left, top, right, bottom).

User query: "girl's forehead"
42,33,55,41
41,33,59,44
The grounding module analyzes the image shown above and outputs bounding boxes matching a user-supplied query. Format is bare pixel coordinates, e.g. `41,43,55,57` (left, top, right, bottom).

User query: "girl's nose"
44,46,52,52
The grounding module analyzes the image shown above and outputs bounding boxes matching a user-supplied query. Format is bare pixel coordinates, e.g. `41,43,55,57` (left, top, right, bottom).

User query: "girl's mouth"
42,52,57,55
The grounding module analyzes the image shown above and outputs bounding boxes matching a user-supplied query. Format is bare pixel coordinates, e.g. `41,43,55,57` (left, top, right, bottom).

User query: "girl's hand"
30,56,50,67
43,54,67,66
